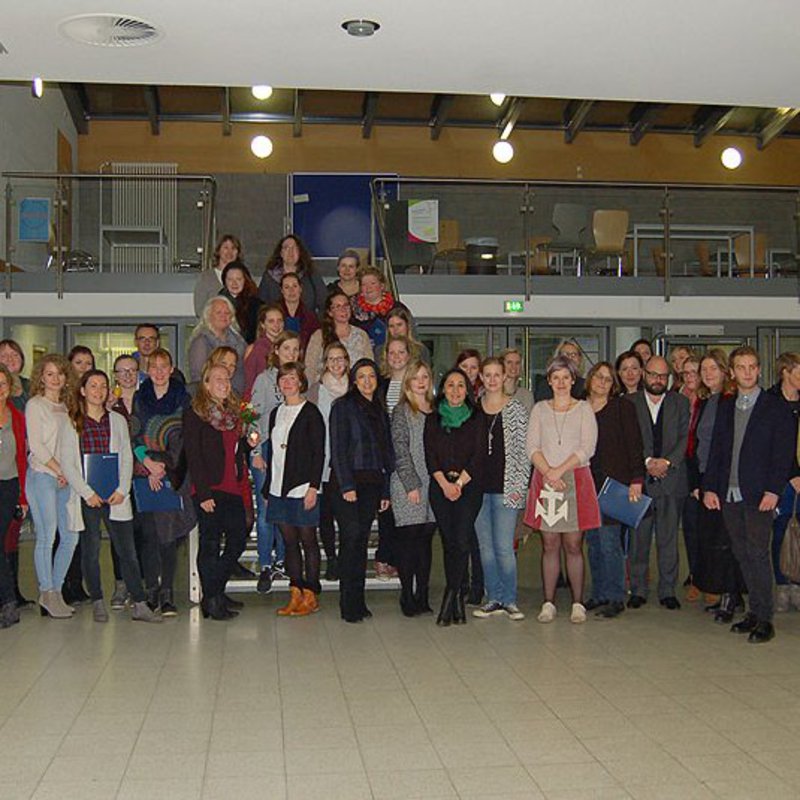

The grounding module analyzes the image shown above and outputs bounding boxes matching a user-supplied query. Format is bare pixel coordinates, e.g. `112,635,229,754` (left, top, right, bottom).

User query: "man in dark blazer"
703,346,795,644
626,356,690,609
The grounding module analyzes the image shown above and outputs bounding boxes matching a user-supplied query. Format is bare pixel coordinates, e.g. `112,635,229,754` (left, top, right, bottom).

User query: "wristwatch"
455,478,464,489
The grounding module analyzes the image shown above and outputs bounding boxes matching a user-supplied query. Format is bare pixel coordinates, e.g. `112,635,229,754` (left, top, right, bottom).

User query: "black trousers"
681,494,701,578
0,479,18,606
723,502,774,622
331,481,382,619
318,482,337,562
137,511,176,593
193,492,248,599
375,506,397,566
81,504,146,603
395,522,435,600
111,511,144,582
429,481,483,592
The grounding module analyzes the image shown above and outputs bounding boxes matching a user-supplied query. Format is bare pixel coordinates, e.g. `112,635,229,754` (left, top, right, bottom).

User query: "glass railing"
2,170,216,297
370,177,800,300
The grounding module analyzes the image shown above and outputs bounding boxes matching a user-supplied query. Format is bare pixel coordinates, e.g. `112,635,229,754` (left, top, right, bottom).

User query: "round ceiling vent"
58,14,163,47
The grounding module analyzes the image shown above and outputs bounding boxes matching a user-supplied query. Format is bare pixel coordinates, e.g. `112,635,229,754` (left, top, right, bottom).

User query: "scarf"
321,372,348,399
357,290,394,317
206,403,242,434
438,401,473,431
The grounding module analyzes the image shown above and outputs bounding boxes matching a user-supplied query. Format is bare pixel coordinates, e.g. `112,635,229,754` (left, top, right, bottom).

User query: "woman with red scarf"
350,267,398,356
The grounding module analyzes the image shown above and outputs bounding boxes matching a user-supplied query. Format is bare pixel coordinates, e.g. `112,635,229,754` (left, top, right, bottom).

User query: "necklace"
551,402,570,446
487,411,500,456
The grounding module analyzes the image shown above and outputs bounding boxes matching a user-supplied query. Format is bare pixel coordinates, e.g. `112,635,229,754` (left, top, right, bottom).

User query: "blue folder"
132,477,184,512
83,453,119,500
597,477,652,529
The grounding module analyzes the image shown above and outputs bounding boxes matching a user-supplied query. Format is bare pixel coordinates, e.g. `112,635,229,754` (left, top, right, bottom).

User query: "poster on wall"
407,199,439,243
18,198,51,242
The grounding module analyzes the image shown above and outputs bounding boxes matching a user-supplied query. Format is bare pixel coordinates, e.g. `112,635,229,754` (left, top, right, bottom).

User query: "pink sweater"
526,399,597,467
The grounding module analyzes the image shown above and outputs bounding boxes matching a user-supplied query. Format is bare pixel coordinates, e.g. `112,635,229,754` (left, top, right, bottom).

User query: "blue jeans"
26,470,79,593
772,484,799,585
586,523,625,603
474,494,518,606
252,444,285,569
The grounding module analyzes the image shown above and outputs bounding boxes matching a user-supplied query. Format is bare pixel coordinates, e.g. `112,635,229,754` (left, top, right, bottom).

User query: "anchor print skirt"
524,465,601,533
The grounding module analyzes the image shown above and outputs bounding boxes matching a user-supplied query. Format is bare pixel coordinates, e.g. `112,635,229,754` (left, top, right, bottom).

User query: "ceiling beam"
692,105,735,147
59,83,90,135
497,97,526,140
757,107,800,149
429,94,455,141
361,92,380,139
143,85,160,135
563,99,595,144
221,87,231,136
628,102,668,145
293,89,304,138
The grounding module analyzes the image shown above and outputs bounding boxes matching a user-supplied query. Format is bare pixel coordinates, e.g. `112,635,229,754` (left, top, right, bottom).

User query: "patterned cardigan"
495,397,531,509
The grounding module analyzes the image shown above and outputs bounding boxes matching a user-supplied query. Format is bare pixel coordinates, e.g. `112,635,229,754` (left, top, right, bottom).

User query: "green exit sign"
504,299,524,313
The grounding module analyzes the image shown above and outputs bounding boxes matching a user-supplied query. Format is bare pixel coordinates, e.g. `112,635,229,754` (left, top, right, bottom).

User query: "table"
631,223,755,277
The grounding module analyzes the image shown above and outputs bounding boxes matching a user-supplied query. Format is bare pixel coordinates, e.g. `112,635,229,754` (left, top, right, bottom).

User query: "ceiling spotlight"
250,135,273,159
492,140,514,164
720,146,742,170
490,93,506,107
32,77,43,98
251,85,273,101
341,19,380,37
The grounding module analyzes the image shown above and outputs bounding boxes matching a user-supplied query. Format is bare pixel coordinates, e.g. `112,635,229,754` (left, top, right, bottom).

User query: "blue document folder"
597,477,652,529
83,453,119,500
132,477,184,512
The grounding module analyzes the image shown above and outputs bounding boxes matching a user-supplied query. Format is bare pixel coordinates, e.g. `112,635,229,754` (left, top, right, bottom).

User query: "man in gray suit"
626,356,690,610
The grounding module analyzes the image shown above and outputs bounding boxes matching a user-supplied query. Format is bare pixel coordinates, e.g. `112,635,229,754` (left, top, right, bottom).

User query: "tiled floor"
4,543,800,799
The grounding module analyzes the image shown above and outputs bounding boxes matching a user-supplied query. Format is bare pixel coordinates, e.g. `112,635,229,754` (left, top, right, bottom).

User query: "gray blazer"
627,390,690,497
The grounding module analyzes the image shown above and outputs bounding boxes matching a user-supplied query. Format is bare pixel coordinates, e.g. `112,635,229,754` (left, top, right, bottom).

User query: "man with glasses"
627,355,690,610
133,324,185,385
703,346,795,643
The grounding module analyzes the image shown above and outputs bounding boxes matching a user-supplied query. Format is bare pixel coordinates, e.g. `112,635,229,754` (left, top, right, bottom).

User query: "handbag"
779,492,800,582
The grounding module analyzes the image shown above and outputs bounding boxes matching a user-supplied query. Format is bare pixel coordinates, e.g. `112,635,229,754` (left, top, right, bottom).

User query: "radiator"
109,162,178,273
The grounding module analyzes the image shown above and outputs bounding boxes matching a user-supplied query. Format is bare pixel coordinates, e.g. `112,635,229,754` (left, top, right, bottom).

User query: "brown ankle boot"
277,586,303,617
299,589,319,614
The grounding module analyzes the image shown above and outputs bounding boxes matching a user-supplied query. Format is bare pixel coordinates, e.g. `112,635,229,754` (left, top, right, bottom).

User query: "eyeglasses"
645,370,669,380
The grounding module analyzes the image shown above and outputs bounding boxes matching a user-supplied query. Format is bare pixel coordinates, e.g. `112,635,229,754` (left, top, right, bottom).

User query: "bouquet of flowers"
240,401,261,446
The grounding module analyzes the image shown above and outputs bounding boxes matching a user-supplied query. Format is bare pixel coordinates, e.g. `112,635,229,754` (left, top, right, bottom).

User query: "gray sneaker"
472,601,505,618
92,600,109,623
110,581,128,610
504,603,525,621
131,601,163,623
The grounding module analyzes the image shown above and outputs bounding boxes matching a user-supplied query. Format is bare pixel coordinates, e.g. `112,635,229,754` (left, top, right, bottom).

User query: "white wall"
0,83,77,262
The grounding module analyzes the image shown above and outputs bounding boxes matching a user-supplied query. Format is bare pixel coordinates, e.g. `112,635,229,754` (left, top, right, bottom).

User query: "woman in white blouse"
25,354,78,619
526,355,599,624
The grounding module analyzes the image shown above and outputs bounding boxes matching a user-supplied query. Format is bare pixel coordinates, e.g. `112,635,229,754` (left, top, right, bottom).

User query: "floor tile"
367,768,457,799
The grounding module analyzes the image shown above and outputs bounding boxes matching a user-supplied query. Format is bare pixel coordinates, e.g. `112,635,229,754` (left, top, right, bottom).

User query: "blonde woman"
25,354,78,618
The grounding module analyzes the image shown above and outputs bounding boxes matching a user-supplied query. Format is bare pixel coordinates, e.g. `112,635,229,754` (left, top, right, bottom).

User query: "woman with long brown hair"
219,260,263,344
59,370,159,623
243,303,285,396
194,233,242,317
258,233,327,315
305,290,371,383
183,363,253,620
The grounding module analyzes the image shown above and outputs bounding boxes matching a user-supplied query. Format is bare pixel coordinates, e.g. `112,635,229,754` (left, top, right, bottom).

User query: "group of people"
1,232,798,647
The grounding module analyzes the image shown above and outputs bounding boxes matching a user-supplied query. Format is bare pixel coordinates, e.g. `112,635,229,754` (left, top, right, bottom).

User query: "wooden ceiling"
54,82,800,149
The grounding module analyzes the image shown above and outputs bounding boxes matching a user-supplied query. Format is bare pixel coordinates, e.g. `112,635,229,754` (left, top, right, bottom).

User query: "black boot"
325,556,339,582
146,586,160,612
399,585,416,618
7,552,33,609
159,588,177,617
224,594,244,610
202,595,234,621
436,589,456,627
414,585,433,615
714,593,737,624
453,592,467,624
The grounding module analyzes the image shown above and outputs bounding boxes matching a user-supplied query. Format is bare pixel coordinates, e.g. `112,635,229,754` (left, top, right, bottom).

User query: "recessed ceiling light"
720,147,742,170
250,135,273,159
251,85,273,101
490,93,506,107
341,19,380,37
492,140,514,164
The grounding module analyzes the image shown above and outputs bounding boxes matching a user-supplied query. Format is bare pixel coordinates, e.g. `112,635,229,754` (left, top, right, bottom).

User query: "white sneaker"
570,602,587,624
473,601,505,618
537,601,557,623
504,603,525,621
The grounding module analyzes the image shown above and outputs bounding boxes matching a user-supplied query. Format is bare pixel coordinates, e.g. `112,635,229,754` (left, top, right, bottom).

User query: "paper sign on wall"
407,199,438,243
19,198,51,242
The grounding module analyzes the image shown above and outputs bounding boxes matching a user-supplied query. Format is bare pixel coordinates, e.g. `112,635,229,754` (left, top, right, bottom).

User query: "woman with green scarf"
424,368,484,626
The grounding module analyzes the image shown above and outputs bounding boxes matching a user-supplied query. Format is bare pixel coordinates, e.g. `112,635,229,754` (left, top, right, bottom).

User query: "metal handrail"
369,179,399,300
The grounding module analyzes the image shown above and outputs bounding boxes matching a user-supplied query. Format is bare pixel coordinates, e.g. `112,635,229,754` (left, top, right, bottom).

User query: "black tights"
281,524,321,594
395,523,434,607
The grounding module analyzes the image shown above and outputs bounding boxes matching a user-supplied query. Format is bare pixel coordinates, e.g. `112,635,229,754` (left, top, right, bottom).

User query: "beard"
645,382,667,396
